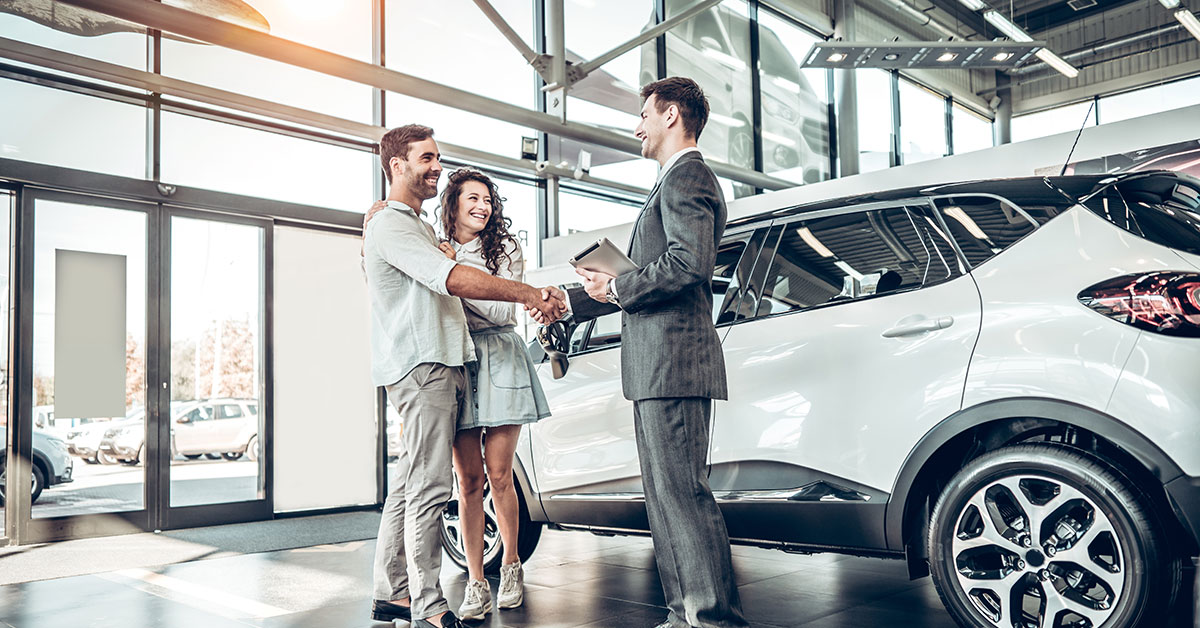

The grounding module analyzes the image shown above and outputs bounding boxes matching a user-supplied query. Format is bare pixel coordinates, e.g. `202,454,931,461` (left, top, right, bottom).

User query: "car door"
712,202,982,548
175,403,217,453
212,402,248,451
529,227,763,528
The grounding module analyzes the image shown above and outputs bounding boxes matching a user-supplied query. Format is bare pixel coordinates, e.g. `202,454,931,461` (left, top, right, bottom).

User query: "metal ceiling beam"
470,0,542,66
53,0,793,191
574,0,722,79
0,36,651,198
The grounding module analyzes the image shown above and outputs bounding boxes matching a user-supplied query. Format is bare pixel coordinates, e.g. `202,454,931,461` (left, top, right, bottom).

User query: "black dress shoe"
371,599,412,622
413,612,466,628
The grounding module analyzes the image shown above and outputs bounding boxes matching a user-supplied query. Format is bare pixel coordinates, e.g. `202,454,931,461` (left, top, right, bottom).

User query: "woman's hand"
438,241,457,260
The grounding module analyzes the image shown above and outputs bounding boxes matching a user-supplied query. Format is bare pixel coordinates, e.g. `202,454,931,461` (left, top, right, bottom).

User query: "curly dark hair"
439,168,517,276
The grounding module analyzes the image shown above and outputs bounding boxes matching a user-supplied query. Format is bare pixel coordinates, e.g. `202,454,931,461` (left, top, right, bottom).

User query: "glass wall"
1011,100,1097,143
560,189,642,235
665,0,755,173
899,79,947,165
757,10,830,186
0,190,10,530
1099,75,1200,124
856,70,894,173
952,103,994,155
0,4,147,70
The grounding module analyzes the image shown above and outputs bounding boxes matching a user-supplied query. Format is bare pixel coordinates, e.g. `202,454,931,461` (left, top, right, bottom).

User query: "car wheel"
97,451,119,465
928,443,1179,628
0,461,47,505
222,452,243,461
183,454,202,460
204,453,221,460
441,473,542,575
81,457,99,465
245,435,260,462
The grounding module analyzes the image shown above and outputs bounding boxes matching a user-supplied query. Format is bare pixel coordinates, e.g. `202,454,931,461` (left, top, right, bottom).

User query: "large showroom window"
0,79,147,179
159,113,375,213
0,190,10,533
0,4,147,70
952,103,994,155
559,188,642,235
1011,100,1097,143
1099,75,1200,124
856,70,895,173
161,0,373,123
757,10,831,187
665,0,755,173
899,79,948,165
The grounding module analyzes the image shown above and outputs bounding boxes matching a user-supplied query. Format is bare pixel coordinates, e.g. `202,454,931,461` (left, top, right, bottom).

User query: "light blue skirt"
460,326,552,431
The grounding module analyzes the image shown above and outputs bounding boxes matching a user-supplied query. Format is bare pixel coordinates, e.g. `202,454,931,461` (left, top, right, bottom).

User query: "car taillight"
1078,272,1200,337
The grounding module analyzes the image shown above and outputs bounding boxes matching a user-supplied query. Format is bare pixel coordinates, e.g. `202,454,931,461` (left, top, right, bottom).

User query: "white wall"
529,103,1200,287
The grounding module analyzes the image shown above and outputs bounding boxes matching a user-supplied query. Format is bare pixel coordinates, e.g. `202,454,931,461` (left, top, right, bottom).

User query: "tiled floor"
0,528,1193,628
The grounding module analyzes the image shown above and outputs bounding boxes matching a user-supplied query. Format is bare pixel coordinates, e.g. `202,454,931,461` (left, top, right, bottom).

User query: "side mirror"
536,321,572,380
176,416,191,424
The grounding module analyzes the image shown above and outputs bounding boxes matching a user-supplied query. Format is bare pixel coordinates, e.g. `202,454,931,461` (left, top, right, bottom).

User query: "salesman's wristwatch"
604,280,620,306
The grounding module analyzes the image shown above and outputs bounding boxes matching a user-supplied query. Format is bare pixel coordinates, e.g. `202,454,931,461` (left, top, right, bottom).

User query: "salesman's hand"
360,200,388,256
524,285,567,324
577,268,615,303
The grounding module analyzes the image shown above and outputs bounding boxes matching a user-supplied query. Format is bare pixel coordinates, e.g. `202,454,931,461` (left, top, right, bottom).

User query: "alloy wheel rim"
442,479,502,565
951,474,1125,628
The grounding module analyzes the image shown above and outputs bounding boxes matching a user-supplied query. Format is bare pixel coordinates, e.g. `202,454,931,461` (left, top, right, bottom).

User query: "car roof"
726,173,1138,229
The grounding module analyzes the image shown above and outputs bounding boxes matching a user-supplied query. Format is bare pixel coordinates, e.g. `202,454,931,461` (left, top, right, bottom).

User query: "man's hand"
524,285,567,324
360,200,388,256
526,286,566,325
437,241,456,260
577,268,615,303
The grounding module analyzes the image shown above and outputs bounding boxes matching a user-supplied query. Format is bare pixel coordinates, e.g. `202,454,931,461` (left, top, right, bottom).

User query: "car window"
691,10,728,53
586,313,622,350
219,404,243,419
567,318,592,355
247,404,258,416
750,206,964,317
183,406,213,423
932,195,1040,267
1083,175,1200,256
716,227,777,325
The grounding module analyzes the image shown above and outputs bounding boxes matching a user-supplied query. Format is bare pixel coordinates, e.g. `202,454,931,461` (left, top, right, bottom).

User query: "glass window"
716,227,775,324
386,92,538,166
0,79,147,179
0,191,10,531
952,103,993,155
1011,101,1096,143
753,206,964,317
1100,76,1200,125
587,312,623,350
559,189,642,235
665,0,754,173
757,11,830,186
899,79,947,165
161,0,372,122
0,7,147,70
219,405,244,419
160,112,374,212
856,70,894,173
1083,175,1200,256
933,196,1040,267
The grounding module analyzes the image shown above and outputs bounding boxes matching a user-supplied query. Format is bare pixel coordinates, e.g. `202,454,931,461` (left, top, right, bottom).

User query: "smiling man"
362,125,564,628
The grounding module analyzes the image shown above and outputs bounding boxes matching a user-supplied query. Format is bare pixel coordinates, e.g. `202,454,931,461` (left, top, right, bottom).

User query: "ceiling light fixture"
802,40,1041,69
827,52,848,62
958,0,989,10
1159,0,1181,9
992,51,1014,61
937,52,959,62
883,53,901,61
1034,48,1080,78
983,10,1079,77
1175,9,1200,43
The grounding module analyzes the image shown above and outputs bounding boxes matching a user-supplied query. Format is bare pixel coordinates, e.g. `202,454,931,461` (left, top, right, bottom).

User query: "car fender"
885,396,1185,551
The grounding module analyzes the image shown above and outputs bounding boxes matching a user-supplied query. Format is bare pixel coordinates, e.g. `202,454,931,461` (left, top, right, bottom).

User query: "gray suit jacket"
569,151,728,401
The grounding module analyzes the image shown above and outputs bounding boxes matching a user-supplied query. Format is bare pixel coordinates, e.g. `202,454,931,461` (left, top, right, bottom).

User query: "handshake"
524,286,567,325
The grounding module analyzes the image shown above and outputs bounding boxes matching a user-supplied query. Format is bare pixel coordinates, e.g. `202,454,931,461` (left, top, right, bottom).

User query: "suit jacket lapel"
627,152,704,256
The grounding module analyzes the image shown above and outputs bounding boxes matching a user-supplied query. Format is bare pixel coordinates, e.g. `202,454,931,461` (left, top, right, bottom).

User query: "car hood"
1174,250,1200,272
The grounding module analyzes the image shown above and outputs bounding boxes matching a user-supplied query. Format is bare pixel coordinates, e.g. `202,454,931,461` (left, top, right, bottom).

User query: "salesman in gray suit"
534,77,748,628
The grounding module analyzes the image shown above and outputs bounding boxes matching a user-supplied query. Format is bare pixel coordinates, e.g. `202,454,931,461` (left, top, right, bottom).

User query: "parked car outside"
107,398,259,464
442,171,1200,627
0,427,73,504
66,415,134,465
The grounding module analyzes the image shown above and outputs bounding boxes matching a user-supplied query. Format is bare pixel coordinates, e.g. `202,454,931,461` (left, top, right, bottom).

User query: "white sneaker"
458,578,492,620
497,560,524,609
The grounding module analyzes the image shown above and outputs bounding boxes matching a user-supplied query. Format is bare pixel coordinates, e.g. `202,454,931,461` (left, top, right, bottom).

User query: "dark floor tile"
559,567,669,608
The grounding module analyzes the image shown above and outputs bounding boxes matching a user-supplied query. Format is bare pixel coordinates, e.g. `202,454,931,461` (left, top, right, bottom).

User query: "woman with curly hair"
435,168,550,621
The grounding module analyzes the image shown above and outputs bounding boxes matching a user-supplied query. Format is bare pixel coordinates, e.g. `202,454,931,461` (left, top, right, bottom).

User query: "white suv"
440,171,1200,628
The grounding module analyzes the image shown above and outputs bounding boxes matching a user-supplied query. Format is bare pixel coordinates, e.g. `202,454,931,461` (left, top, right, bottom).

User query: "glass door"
161,208,270,529
20,189,155,542
1,188,13,543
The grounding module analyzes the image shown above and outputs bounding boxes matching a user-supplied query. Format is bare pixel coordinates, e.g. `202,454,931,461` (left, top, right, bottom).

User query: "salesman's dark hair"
379,124,434,184
640,77,709,141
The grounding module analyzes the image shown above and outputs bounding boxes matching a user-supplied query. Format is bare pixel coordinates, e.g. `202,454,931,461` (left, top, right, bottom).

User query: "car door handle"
882,316,955,338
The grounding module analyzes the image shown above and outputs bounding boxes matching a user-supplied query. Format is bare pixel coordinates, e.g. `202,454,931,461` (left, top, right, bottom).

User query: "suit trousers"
634,398,749,628
372,362,468,619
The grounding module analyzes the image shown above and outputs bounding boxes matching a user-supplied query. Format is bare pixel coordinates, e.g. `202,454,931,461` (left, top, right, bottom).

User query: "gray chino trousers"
634,397,749,628
373,362,468,619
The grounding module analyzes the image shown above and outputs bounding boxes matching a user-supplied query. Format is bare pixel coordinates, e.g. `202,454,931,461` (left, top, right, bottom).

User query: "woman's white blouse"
452,236,524,331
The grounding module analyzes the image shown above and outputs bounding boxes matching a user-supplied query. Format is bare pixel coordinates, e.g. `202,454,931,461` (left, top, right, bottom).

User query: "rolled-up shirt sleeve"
461,239,522,325
370,213,459,296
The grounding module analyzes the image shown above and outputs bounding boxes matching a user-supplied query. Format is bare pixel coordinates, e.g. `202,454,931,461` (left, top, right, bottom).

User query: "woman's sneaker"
458,579,492,620
497,561,524,609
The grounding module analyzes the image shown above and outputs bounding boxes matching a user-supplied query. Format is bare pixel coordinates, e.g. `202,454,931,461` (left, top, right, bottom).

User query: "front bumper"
1165,475,1200,552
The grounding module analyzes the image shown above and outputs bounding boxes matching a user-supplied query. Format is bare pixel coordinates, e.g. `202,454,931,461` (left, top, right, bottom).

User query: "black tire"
245,435,260,462
81,457,99,465
183,454,202,460
97,451,119,465
0,461,47,505
928,443,1180,628
441,473,543,575
222,452,243,461
204,453,221,460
